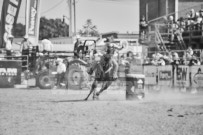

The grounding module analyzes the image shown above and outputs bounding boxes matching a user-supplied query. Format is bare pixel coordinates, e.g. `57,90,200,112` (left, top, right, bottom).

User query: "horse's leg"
96,81,113,96
84,80,98,100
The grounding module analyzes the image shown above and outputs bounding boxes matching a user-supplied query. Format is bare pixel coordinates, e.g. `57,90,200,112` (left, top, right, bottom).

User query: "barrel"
126,74,145,100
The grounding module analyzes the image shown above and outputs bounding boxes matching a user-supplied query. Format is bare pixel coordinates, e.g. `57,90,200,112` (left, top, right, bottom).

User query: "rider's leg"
84,80,98,100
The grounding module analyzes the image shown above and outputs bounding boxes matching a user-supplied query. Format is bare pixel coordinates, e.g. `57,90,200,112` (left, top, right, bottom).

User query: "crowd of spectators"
144,46,203,66
140,8,203,42
139,8,203,67
166,8,203,42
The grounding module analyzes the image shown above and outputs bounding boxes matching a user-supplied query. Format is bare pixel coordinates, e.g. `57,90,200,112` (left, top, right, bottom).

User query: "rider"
85,37,122,100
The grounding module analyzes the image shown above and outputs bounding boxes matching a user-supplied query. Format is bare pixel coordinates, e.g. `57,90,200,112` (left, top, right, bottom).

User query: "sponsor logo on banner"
0,61,22,87
175,66,189,87
0,68,17,76
144,66,157,85
191,67,203,87
158,66,172,86
0,0,22,47
159,71,172,81
28,0,39,36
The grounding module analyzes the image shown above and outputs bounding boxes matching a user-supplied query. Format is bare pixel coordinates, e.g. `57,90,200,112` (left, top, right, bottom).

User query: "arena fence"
0,56,26,87
144,65,203,89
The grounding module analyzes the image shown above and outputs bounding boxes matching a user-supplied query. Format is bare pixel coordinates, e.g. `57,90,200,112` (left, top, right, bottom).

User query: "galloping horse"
84,53,118,100
84,42,123,100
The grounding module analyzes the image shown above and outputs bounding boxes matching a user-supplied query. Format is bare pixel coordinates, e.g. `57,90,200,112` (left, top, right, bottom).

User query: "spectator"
186,46,194,56
140,15,148,40
162,53,171,65
200,9,203,20
168,15,176,42
74,35,81,57
199,9,203,29
190,9,196,29
20,35,33,70
190,9,196,21
158,57,166,66
5,34,14,59
144,57,150,65
177,17,186,32
194,12,202,30
126,51,134,61
20,35,32,56
171,52,180,66
55,58,66,88
188,54,201,66
185,12,192,30
41,38,53,55
186,52,192,62
151,54,159,65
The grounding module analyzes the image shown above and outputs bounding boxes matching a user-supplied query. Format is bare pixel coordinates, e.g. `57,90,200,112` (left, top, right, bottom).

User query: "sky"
0,0,140,33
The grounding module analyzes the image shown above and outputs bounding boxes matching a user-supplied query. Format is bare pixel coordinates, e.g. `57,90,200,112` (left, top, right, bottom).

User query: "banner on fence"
0,60,22,88
174,65,189,87
144,66,157,85
158,66,172,86
190,66,203,88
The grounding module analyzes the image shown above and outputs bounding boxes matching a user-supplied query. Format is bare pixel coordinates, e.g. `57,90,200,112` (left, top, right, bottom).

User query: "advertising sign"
174,65,189,87
144,65,157,85
190,66,203,88
28,0,41,45
158,65,172,86
0,0,22,48
0,60,22,87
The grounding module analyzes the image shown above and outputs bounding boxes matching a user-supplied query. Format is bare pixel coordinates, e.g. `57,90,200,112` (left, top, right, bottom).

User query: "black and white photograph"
0,0,203,134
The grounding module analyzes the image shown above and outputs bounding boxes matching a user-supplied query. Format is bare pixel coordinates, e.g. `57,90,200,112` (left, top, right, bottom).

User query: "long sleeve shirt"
57,62,66,74
6,40,12,50
41,39,53,52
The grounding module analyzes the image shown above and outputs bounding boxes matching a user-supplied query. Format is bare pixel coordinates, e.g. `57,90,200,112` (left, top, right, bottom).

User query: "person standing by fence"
41,38,53,55
55,58,67,88
140,15,148,40
5,35,14,59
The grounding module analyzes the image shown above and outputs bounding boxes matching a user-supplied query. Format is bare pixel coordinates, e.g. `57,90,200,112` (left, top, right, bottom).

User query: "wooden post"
69,0,73,38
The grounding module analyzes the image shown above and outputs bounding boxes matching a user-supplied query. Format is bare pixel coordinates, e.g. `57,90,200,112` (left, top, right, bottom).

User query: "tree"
78,19,99,37
13,23,25,38
2,17,69,39
39,17,69,40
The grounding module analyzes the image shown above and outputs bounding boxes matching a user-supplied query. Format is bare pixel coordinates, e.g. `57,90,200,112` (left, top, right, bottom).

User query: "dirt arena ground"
0,88,203,135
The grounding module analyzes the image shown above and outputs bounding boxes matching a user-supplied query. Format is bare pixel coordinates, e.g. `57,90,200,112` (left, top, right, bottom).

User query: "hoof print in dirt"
167,108,173,112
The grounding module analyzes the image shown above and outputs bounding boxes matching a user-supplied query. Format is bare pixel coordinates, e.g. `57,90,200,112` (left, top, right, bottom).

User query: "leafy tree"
78,19,99,37
39,17,69,40
12,23,25,38
3,17,69,39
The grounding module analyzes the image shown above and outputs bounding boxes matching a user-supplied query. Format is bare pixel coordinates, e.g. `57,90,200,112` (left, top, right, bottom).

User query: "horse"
84,53,118,100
